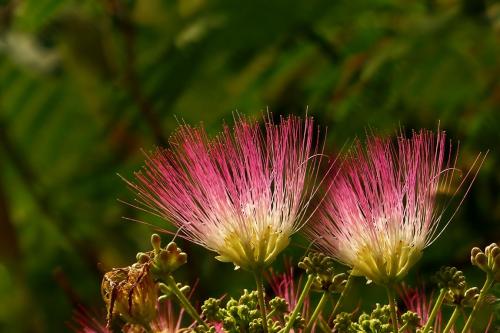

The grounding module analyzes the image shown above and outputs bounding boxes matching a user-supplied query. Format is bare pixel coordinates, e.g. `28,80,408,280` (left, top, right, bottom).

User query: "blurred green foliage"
0,0,498,331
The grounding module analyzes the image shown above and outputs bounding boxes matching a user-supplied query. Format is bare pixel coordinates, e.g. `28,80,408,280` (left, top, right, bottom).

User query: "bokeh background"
0,0,499,331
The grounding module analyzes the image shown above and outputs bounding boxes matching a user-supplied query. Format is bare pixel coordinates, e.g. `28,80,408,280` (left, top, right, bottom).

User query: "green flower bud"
298,252,336,277
237,305,251,321
269,297,288,314
401,310,420,329
462,287,479,306
150,240,188,277
267,319,282,333
434,266,466,291
151,233,162,252
202,298,223,322
329,273,348,293
470,243,500,280
474,253,488,269
370,303,391,323
136,252,150,263
332,312,353,332
249,318,264,333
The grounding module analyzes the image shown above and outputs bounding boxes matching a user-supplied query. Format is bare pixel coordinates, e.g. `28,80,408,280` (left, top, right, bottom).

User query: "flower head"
307,130,484,285
128,115,322,271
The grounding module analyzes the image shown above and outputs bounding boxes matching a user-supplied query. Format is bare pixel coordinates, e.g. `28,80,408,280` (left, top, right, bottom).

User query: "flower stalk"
164,275,208,329
461,273,494,333
282,274,314,333
386,286,399,333
304,292,328,333
254,270,269,333
443,306,460,333
421,288,446,333
331,273,354,317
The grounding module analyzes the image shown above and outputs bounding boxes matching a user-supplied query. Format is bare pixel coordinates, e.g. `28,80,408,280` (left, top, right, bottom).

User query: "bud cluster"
433,266,479,307
332,304,393,333
298,252,348,293
400,311,420,331
471,243,500,281
201,290,285,333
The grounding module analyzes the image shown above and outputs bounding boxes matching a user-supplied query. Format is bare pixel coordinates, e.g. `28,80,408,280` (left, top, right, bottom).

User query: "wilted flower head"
128,115,323,271
101,263,158,327
307,130,485,285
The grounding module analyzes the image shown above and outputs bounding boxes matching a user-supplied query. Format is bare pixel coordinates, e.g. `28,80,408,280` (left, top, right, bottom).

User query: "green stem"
461,273,494,333
318,317,331,333
443,306,460,333
386,286,398,333
266,308,277,320
331,273,354,318
282,274,314,333
397,323,408,333
165,275,208,328
421,288,446,333
254,270,269,333
304,292,329,333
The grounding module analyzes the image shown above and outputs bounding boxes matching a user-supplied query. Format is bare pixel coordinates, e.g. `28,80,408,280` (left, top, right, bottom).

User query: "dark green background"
0,0,498,331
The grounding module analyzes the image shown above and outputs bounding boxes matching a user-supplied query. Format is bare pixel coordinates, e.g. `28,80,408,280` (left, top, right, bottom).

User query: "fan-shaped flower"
307,130,485,285
127,115,323,271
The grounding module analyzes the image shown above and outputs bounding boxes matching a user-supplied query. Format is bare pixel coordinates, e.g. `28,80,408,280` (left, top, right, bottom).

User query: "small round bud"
490,246,500,259
179,284,191,294
333,312,353,331
158,282,170,294
136,252,150,263
401,311,420,328
202,298,222,322
158,294,169,303
464,287,479,300
166,241,178,252
474,253,488,269
178,252,188,264
471,247,482,258
485,243,498,256
151,234,162,252
269,297,288,313
494,253,500,269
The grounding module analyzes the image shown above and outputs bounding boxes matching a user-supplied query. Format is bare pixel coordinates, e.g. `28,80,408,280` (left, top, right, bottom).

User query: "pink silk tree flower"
127,115,323,271
306,130,485,285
